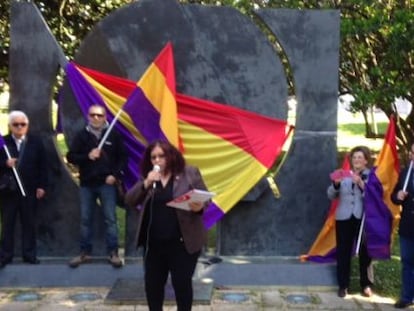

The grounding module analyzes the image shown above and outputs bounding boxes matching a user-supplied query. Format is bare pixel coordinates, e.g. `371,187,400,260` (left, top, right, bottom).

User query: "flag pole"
3,145,26,197
402,160,413,192
97,108,123,150
355,212,365,255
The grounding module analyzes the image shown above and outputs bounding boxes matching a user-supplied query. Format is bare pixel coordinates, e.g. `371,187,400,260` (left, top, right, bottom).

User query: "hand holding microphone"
143,165,161,189
151,165,161,189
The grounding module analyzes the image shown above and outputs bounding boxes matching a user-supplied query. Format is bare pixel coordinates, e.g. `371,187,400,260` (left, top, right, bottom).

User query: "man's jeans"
400,235,414,303
79,184,119,254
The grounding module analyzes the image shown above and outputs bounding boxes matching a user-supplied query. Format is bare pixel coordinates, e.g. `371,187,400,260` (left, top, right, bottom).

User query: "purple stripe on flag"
63,62,146,190
64,62,105,116
0,133,5,148
306,248,337,263
364,168,393,259
123,88,167,143
106,111,146,189
203,202,225,229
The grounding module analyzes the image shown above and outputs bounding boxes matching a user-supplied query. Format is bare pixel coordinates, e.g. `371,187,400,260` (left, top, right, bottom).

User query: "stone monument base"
104,278,213,305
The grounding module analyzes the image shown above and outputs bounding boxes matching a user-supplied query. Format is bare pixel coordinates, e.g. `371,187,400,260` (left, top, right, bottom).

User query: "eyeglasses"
89,113,105,118
151,154,165,160
11,123,27,128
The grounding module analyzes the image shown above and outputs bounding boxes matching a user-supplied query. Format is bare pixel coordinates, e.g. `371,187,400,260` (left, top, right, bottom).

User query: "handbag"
0,172,18,194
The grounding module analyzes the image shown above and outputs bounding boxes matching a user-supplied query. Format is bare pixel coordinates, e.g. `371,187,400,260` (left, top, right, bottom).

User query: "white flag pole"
3,145,26,197
97,109,123,150
355,212,365,255
402,160,413,192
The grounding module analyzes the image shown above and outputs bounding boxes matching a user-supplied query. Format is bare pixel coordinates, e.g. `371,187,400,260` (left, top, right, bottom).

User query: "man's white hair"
8,110,29,125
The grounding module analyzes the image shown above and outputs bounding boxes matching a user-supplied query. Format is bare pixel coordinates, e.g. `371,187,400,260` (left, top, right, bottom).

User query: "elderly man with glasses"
0,110,48,268
66,105,127,268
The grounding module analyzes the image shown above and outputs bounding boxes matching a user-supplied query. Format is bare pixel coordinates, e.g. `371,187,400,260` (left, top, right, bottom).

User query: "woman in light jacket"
125,139,208,311
327,145,373,298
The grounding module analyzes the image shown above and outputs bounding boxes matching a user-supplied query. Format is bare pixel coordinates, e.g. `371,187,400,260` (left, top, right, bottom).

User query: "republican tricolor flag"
61,42,293,228
364,115,400,259
300,156,350,262
302,116,399,261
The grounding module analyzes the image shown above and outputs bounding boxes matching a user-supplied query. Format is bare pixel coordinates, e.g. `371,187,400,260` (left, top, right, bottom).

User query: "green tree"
0,0,132,90
182,1,414,148
1,0,413,149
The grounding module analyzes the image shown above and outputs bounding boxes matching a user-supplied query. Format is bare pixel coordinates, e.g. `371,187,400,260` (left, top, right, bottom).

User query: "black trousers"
0,192,37,261
336,216,374,289
144,239,200,311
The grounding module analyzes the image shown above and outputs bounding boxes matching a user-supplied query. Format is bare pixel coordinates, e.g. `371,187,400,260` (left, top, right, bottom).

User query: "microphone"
152,164,160,189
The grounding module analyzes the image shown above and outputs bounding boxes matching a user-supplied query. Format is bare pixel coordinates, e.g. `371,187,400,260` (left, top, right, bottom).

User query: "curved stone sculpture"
9,0,339,257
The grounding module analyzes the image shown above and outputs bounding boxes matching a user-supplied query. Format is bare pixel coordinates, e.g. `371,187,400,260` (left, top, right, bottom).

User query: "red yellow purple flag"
300,156,350,262
364,115,400,259
62,43,292,228
123,42,179,147
176,93,293,227
302,116,399,261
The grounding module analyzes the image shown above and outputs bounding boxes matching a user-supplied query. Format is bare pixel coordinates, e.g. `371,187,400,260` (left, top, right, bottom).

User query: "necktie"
16,139,22,151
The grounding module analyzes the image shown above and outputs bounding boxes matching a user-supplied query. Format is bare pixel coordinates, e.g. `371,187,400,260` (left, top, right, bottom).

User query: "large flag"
176,93,293,227
64,44,177,188
302,116,399,262
123,43,179,147
61,43,293,228
300,156,350,262
364,115,400,259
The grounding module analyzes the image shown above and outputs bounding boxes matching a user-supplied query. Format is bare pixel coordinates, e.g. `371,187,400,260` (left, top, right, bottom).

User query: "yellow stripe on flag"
179,120,267,213
138,63,178,147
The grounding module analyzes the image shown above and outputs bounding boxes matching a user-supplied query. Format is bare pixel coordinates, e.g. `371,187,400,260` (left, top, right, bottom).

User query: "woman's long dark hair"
140,139,186,178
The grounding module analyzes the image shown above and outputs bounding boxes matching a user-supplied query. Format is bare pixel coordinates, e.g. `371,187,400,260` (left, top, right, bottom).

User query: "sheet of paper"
167,189,215,211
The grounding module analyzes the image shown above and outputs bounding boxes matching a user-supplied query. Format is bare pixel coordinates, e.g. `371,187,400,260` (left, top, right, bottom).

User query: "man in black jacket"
0,110,47,268
67,105,127,268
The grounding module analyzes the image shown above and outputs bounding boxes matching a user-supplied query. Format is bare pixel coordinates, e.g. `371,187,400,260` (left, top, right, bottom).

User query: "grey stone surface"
105,278,213,305
0,257,335,288
0,285,398,310
219,9,340,256
9,1,80,257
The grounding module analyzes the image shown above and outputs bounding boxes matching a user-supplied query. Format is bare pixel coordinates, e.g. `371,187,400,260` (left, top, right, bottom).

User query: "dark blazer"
0,134,48,194
125,165,208,254
391,166,414,239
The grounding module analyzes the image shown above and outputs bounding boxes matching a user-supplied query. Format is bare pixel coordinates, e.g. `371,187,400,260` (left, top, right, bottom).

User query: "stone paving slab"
105,277,213,305
0,258,400,310
0,286,400,310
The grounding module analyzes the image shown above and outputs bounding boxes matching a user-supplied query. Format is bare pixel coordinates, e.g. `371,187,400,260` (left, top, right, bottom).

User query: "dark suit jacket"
0,134,48,195
125,165,208,254
391,166,414,239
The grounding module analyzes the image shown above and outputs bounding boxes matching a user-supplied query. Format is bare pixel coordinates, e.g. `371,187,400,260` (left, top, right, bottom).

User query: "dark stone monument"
219,9,340,255
9,1,78,256
8,0,339,258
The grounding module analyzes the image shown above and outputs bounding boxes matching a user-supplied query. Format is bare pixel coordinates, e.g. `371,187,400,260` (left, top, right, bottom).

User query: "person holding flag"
391,143,414,309
327,145,374,298
0,110,48,268
67,104,127,268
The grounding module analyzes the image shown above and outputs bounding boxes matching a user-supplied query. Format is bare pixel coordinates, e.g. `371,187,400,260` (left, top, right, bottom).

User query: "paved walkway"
0,286,399,310
0,257,401,310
